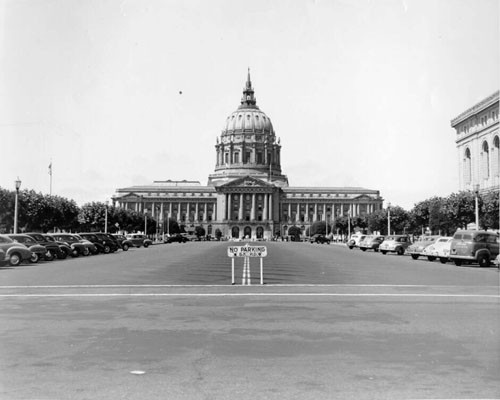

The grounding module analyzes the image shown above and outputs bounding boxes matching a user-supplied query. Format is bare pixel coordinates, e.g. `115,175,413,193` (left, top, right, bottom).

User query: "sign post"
227,243,268,285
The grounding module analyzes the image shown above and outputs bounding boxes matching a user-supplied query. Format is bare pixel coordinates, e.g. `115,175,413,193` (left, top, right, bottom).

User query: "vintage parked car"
7,234,48,263
449,230,499,267
422,237,453,263
42,234,71,259
50,233,89,257
407,235,442,260
78,233,107,254
0,234,34,266
165,234,188,244
92,233,119,253
72,234,98,254
359,235,385,252
24,232,64,260
310,234,331,244
379,235,412,255
347,234,367,249
126,234,153,248
112,234,133,251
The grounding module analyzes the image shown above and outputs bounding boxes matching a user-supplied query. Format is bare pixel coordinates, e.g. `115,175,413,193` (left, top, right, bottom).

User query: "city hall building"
451,90,500,193
112,72,383,239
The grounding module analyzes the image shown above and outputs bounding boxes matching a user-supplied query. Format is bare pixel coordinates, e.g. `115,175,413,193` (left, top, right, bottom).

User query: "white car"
422,237,453,263
347,234,366,249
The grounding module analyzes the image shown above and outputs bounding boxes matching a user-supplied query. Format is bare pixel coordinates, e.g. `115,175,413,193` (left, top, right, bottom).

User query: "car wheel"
427,256,436,262
83,248,90,256
9,252,22,266
348,246,353,250
143,243,149,248
360,248,366,251
381,251,387,255
439,257,447,264
57,250,67,260
397,247,404,256
477,254,490,268
453,259,462,266
30,253,39,263
374,248,379,252
71,249,79,257
44,251,54,261
103,245,111,254
411,254,419,260
122,244,129,251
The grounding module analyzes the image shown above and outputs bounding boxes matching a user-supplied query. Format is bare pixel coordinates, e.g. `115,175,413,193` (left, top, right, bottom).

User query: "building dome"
222,109,274,135
208,69,288,186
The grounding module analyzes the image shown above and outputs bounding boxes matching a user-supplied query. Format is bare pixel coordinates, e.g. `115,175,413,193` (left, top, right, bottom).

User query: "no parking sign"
227,244,267,285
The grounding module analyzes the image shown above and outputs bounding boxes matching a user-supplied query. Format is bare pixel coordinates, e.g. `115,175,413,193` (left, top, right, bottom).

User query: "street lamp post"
474,184,480,230
13,177,21,234
104,201,109,233
387,202,391,236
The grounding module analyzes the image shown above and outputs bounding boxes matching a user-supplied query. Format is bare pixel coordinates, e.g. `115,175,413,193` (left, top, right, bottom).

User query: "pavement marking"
1,284,499,289
0,293,498,298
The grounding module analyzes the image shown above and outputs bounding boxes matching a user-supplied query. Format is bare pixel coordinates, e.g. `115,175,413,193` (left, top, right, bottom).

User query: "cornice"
451,90,499,127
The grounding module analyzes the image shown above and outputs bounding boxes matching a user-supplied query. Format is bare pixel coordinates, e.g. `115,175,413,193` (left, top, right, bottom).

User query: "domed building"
113,71,383,240
208,70,288,186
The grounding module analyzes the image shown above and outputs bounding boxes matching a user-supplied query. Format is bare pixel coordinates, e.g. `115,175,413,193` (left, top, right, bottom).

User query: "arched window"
494,136,499,177
464,148,472,184
481,141,490,179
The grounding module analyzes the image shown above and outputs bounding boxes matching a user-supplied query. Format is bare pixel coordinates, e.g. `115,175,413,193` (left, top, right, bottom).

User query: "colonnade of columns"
223,192,273,221
116,200,216,223
282,202,378,223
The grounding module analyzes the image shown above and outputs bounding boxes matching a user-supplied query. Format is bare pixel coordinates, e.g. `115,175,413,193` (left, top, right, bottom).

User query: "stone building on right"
451,90,499,192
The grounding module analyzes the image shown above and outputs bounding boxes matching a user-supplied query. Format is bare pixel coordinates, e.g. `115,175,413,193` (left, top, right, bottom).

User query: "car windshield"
30,234,45,241
44,236,56,242
453,233,472,240
14,236,36,245
0,235,14,243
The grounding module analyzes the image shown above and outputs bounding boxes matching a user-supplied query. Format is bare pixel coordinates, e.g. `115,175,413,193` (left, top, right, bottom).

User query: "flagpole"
49,160,52,195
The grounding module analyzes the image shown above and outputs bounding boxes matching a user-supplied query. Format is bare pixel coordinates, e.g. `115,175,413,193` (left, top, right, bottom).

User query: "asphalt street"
0,241,499,400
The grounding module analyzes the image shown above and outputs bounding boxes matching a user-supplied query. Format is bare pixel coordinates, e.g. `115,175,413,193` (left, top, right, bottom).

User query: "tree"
215,228,222,240
480,190,499,230
287,226,302,241
195,226,206,238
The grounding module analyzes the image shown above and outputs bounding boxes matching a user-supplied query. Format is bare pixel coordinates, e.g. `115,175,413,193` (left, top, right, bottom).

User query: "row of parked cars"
347,229,499,268
0,232,153,267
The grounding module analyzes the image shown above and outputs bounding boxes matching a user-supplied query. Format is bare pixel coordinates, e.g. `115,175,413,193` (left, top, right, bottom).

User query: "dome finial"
246,67,251,88
240,68,257,108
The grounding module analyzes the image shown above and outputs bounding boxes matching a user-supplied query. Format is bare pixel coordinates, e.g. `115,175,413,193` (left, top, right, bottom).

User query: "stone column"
263,194,268,221
288,203,292,222
251,193,256,221
305,203,309,222
269,193,273,220
239,194,244,220
314,204,318,222
195,203,199,222
323,204,327,221
227,195,232,221
297,203,300,222
204,203,208,222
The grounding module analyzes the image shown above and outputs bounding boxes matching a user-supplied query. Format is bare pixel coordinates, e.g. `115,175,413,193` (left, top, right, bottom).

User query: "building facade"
451,90,499,193
113,72,383,239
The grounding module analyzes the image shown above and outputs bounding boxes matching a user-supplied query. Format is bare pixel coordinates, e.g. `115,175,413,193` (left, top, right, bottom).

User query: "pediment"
115,192,140,199
353,194,373,200
221,176,274,189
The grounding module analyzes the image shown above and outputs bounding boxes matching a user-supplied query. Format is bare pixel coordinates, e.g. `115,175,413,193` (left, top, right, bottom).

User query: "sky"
1,0,499,210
